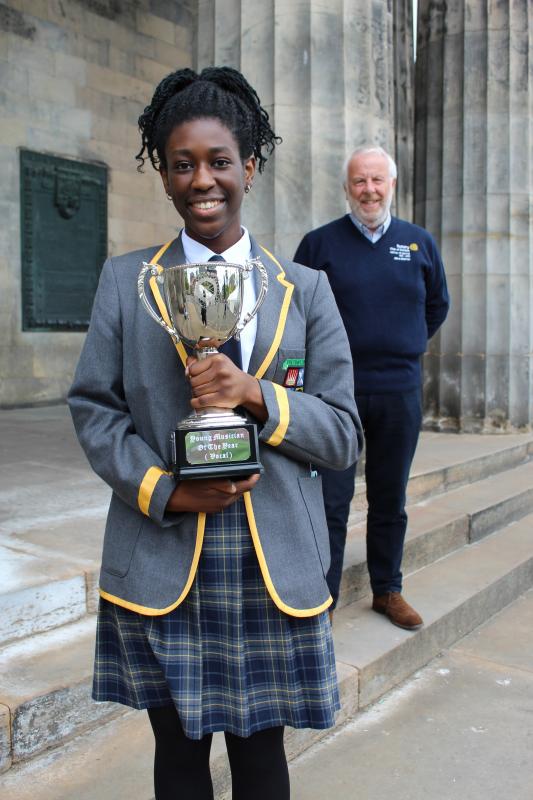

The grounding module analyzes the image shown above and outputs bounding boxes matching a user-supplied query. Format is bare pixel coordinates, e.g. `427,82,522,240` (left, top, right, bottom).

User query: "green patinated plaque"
20,149,108,331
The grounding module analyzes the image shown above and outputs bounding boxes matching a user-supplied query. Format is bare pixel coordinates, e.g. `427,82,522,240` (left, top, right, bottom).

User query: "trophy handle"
234,258,269,340
138,262,180,341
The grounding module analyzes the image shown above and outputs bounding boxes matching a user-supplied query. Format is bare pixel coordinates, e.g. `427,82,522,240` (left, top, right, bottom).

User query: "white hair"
342,146,397,184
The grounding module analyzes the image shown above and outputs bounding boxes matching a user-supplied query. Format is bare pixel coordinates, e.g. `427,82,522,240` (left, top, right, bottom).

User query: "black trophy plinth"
171,421,263,480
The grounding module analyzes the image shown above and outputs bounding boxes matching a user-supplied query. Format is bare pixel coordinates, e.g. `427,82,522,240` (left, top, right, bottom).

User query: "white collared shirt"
181,227,258,372
350,212,392,243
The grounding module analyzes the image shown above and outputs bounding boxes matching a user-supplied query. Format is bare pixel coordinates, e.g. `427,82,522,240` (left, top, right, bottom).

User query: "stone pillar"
393,0,414,220
415,0,532,432
196,0,411,255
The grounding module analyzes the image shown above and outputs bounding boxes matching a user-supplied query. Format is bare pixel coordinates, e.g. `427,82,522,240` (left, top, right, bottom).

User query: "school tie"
208,254,243,370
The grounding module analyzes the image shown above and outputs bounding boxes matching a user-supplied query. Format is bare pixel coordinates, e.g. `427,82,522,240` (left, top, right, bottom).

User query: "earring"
244,184,251,194
166,193,172,201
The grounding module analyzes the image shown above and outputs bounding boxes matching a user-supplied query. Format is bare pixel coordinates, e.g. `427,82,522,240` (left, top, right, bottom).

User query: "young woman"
69,66,362,800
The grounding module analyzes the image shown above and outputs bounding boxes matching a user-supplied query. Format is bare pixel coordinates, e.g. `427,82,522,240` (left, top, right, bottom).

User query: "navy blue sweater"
294,215,449,394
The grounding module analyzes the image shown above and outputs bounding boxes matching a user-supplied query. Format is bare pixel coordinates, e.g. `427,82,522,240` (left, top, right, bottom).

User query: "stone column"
195,0,412,255
393,0,414,220
415,0,532,432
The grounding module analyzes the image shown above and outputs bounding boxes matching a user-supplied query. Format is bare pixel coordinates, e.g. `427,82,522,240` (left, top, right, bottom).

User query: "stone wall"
0,0,194,406
197,0,412,258
0,0,415,406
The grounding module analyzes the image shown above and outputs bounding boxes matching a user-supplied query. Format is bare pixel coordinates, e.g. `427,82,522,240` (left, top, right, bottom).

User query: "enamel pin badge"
282,358,305,391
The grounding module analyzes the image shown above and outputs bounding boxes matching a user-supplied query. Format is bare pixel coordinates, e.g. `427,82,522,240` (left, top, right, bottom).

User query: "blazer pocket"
298,475,331,576
101,497,143,578
272,347,306,387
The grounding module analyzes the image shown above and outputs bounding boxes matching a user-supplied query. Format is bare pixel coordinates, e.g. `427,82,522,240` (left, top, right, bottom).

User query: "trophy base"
171,422,263,481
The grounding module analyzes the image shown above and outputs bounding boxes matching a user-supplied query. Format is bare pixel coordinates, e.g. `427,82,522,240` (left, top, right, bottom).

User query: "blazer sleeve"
257,269,363,470
68,258,180,527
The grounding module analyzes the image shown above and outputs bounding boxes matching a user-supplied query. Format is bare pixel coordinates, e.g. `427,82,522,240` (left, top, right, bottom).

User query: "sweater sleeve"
424,236,450,339
294,234,316,269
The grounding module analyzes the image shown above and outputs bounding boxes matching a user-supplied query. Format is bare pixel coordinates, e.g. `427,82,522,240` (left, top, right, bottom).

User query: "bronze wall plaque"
20,149,108,331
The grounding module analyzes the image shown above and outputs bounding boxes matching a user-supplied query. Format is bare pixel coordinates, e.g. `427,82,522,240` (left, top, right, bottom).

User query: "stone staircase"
1,406,533,799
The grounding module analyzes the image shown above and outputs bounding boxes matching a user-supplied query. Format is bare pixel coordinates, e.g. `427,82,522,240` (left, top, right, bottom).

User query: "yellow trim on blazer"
99,513,206,615
136,240,186,519
254,245,294,380
265,383,290,446
152,240,174,265
243,492,333,617
148,241,188,368
138,466,172,516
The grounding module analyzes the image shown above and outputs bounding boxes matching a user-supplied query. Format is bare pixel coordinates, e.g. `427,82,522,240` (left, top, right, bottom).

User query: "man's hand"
166,473,261,514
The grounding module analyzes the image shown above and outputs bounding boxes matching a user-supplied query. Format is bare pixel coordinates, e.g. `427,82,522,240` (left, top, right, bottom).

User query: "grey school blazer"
68,234,362,617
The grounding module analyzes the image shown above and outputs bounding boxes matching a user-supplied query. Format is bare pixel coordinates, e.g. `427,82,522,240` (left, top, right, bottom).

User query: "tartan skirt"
93,498,340,740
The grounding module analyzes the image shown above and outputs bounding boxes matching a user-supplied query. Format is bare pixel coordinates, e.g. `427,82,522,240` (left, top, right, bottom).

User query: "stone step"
0,548,99,648
0,709,237,799
288,590,533,800
334,512,533,709
338,460,533,609
0,712,155,799
2,432,531,648
406,433,533,502
2,512,532,793
0,619,356,787
3,434,532,649
0,617,115,771
349,431,533,519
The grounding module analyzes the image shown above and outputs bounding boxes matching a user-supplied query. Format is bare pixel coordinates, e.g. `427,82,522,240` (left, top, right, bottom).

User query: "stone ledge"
339,460,533,608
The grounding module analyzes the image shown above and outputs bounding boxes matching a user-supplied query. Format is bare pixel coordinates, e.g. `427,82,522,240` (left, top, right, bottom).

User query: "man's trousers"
320,389,422,607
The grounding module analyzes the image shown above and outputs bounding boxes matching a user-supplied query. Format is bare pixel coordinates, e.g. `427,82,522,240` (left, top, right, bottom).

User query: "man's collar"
181,227,252,265
349,212,392,243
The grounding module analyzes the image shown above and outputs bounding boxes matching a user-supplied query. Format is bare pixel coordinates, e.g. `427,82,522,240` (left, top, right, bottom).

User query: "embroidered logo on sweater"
389,244,413,262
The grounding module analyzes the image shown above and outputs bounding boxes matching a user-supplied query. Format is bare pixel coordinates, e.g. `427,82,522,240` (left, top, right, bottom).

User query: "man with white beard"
294,146,449,630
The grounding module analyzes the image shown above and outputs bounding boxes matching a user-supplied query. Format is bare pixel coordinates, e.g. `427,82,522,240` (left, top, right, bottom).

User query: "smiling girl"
69,67,362,800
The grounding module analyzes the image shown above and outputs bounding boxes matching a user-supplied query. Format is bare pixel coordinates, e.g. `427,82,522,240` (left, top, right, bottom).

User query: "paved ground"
290,589,533,800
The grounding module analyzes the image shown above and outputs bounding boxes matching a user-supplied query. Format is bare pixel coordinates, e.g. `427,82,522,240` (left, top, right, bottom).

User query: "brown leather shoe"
372,592,423,630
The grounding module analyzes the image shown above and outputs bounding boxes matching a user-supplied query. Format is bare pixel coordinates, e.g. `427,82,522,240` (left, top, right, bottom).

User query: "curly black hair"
136,66,281,174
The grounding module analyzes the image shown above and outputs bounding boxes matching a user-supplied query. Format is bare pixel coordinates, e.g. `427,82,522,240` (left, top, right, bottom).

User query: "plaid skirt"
93,499,340,740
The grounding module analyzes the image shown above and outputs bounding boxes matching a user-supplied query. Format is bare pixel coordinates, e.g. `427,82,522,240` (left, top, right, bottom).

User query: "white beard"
348,187,394,229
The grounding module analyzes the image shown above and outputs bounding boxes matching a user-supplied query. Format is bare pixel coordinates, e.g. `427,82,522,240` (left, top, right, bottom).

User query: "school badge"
282,358,305,391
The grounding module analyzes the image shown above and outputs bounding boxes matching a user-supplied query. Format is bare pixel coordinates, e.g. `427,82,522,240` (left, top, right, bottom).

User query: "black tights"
147,705,290,800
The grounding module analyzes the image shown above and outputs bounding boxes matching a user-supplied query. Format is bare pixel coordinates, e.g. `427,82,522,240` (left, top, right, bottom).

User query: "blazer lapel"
147,233,188,367
247,237,295,379
160,234,186,267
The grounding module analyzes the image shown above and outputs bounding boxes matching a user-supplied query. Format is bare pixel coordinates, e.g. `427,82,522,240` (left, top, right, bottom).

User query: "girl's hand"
186,354,267,421
166,473,261,514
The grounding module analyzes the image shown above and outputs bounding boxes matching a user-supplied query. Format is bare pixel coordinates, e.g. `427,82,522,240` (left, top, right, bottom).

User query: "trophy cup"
138,258,268,480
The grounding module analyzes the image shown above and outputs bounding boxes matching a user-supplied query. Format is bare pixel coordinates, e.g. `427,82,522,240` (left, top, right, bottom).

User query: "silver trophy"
138,258,268,479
